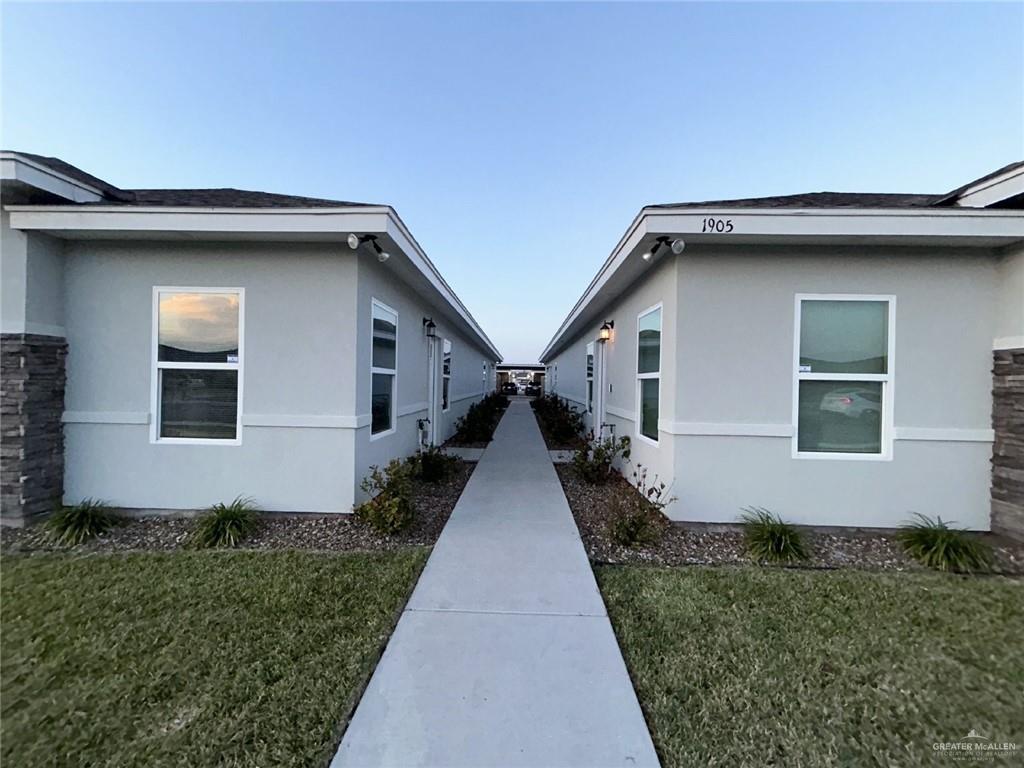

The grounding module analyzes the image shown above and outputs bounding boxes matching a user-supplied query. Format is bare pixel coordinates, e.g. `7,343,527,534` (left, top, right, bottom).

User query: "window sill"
793,450,892,462
151,437,242,446
370,427,396,442
634,431,660,448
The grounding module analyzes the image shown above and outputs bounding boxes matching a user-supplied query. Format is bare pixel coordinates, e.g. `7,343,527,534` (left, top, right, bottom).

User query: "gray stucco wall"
62,241,359,513
994,246,1024,344
548,246,1000,530
353,256,497,501
672,246,997,529
1,213,65,336
545,255,679,491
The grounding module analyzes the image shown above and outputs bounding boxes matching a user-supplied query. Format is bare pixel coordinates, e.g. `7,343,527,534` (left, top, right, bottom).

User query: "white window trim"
586,341,595,414
791,293,896,461
370,298,398,441
635,302,663,447
441,338,452,412
150,286,245,446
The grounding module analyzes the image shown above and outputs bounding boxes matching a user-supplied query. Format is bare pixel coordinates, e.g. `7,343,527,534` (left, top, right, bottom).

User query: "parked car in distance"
819,387,881,420
501,382,519,395
524,382,542,397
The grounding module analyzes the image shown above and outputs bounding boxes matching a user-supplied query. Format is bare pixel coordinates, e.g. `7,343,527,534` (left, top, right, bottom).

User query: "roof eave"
6,203,502,362
539,206,1024,362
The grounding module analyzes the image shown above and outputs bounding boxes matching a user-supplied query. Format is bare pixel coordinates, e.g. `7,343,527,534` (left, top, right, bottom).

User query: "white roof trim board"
540,205,1024,362
6,204,501,361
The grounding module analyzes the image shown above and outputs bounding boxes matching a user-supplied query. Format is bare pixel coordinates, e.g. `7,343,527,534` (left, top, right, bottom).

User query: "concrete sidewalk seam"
403,607,609,618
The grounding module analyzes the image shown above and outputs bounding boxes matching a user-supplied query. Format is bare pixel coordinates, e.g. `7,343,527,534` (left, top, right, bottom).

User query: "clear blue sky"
3,2,1022,362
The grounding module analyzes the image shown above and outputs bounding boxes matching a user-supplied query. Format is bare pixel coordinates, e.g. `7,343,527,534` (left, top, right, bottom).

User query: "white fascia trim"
244,414,367,429
0,153,106,202
954,165,1024,208
662,422,794,437
63,411,382,429
894,427,994,443
398,401,430,418
606,404,635,421
5,204,391,232
63,411,150,425
5,204,502,362
994,336,1024,350
539,206,1024,361
655,423,992,442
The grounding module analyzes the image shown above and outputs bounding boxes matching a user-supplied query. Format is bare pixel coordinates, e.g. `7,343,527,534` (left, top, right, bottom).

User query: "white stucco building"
541,164,1024,535
0,151,500,523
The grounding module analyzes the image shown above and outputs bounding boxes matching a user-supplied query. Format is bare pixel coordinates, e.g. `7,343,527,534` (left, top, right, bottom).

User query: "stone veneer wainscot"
0,334,67,526
992,348,1024,540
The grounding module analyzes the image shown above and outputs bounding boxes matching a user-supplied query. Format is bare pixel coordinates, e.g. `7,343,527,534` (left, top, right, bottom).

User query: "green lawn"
597,566,1023,767
1,549,428,768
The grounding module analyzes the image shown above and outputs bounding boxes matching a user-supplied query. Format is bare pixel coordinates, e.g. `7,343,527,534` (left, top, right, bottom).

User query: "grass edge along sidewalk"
1,548,428,768
597,564,1023,768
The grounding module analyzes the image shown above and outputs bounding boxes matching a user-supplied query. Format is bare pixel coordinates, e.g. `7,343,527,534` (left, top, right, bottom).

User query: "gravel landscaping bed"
1,461,474,555
557,466,1024,575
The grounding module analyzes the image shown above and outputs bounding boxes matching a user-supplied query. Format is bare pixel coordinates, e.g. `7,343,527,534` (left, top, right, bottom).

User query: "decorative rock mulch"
556,466,1024,576
1,462,475,556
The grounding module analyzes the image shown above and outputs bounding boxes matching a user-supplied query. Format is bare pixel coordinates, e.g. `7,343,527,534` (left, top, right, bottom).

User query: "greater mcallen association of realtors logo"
933,729,1019,762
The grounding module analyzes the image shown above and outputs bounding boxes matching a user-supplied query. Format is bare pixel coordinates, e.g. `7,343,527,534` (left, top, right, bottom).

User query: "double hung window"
794,296,894,458
371,300,398,437
153,288,243,443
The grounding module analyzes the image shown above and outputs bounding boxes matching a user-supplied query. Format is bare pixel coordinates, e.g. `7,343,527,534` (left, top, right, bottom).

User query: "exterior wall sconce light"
599,320,614,342
641,236,685,262
422,317,437,338
348,233,391,263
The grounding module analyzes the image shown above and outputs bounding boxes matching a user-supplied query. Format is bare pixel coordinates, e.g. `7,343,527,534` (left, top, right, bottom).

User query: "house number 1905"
701,217,734,233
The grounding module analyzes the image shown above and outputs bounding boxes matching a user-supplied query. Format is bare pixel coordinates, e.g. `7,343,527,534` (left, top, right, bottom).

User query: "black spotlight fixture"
640,236,685,262
347,233,391,263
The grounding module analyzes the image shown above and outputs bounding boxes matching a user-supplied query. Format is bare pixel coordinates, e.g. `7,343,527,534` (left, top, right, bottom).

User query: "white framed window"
482,361,488,395
151,287,244,445
586,342,595,414
793,294,895,460
636,304,662,444
371,299,398,439
442,339,452,411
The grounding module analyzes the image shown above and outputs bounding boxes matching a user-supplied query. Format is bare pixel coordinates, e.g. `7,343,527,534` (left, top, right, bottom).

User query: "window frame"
370,298,398,441
635,302,663,446
441,338,452,412
791,293,896,461
586,341,595,414
150,286,245,446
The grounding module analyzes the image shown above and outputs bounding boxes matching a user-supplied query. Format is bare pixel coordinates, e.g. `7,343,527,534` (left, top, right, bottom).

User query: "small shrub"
573,433,630,484
608,464,672,547
45,498,115,545
531,394,585,446
410,446,461,483
739,507,808,564
355,459,414,535
453,392,509,444
191,496,259,548
897,513,992,573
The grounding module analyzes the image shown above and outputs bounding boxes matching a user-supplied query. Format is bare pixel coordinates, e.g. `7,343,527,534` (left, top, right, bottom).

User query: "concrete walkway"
331,400,659,768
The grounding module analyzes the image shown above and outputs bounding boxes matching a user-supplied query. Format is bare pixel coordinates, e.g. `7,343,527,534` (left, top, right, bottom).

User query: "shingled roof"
649,162,1024,211
649,191,943,210
5,151,374,208
86,188,375,208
